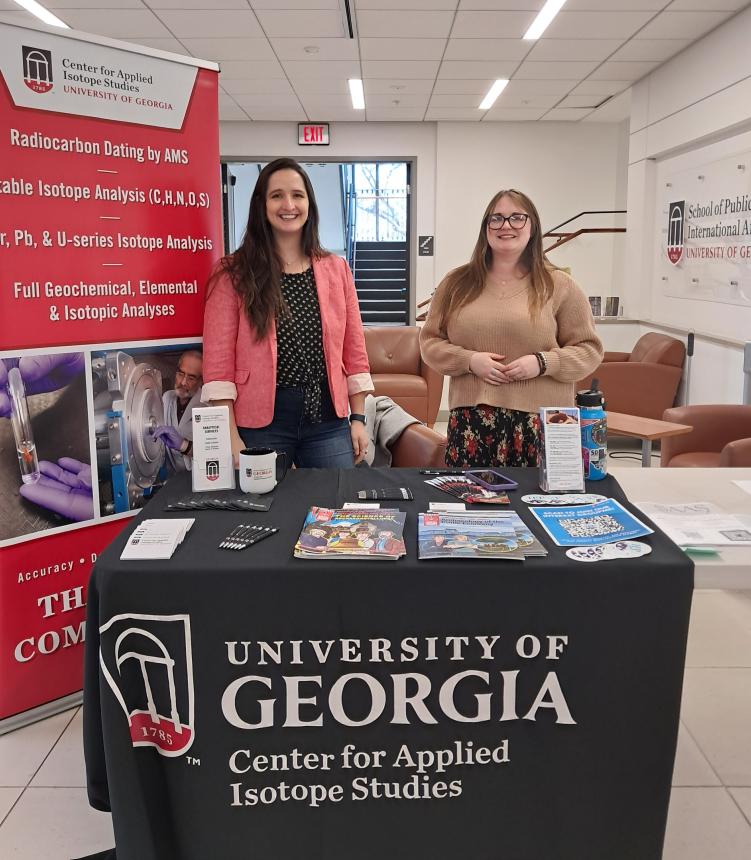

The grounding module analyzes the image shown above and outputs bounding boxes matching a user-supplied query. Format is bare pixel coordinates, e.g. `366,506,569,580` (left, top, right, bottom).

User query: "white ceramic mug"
239,448,288,495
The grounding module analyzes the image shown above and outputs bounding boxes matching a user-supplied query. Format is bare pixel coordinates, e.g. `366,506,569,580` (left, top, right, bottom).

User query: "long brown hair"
210,158,326,339
437,189,554,330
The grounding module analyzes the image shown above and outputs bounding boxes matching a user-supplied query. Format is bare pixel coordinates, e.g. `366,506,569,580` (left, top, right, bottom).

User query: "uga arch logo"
667,200,685,265
22,46,54,94
99,613,195,757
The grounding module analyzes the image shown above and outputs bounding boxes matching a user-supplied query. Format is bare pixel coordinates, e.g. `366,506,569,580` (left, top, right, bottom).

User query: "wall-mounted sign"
298,123,329,146
419,235,434,256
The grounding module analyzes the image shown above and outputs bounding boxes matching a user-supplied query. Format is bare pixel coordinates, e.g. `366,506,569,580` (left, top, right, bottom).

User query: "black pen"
420,469,461,475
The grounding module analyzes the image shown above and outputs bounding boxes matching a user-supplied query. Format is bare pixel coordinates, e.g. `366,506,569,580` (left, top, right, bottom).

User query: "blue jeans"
238,387,355,469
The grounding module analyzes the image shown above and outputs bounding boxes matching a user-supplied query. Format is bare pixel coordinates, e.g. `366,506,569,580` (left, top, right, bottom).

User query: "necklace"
282,258,309,274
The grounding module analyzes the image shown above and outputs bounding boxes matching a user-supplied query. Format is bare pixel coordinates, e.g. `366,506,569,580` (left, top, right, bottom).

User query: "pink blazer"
201,254,373,428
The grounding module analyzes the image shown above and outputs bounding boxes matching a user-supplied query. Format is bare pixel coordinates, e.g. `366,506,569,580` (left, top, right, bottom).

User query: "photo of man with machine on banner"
92,343,205,517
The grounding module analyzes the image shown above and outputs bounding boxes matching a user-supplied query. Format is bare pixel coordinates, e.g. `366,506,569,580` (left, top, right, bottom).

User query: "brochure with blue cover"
529,499,654,547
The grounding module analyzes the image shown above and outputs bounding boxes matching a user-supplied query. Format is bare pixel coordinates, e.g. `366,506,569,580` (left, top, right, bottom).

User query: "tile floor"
2,453,750,858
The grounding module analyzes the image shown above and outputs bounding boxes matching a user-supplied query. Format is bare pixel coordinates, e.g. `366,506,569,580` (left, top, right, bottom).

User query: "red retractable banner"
0,22,221,730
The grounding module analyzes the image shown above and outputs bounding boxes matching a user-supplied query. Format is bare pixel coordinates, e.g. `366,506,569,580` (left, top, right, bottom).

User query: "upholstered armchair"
389,423,447,468
661,405,751,467
364,326,443,427
578,333,686,420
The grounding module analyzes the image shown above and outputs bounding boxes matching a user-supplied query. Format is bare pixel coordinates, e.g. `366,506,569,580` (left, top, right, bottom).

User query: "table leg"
641,439,653,467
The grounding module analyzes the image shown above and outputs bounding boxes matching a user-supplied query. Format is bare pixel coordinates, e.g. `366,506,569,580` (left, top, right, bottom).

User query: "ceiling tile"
129,38,192,56
0,10,40,25
572,79,632,95
483,107,547,121
504,78,579,96
610,38,691,62
221,78,295,95
49,0,144,7
666,0,747,9
158,14,269,41
219,105,252,121
457,1,543,8
588,60,660,80
542,10,655,39
271,38,359,62
563,0,665,8
298,94,355,111
291,78,352,94
433,78,493,94
362,60,441,78
583,88,631,122
233,93,304,111
438,60,518,79
638,10,732,38
145,0,247,8
558,93,610,108
526,39,624,62
514,60,600,80
251,0,339,7
366,107,426,121
363,79,435,94
424,108,484,120
312,109,367,121
283,60,361,79
429,93,486,108
452,11,537,38
49,9,172,38
444,38,532,61
357,10,454,38
360,38,446,61
179,38,280,62
244,109,308,120
359,0,457,8
255,10,345,38
494,92,561,108
217,58,284,79
366,92,430,108
541,108,592,120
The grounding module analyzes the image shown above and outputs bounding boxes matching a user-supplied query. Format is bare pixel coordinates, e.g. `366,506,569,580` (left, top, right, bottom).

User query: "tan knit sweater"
419,270,603,413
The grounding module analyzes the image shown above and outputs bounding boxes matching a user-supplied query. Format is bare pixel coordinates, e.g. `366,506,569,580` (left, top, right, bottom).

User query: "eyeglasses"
487,213,529,229
175,369,200,384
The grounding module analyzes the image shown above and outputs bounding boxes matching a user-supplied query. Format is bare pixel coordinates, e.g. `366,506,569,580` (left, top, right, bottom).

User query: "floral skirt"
446,405,542,468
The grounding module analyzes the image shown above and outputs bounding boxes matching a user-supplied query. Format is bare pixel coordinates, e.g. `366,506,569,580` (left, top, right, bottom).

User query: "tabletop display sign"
538,407,585,493
0,20,221,732
191,406,235,492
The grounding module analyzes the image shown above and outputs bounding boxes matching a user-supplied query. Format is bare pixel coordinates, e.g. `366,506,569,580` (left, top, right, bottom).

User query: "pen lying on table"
220,525,278,551
419,469,462,475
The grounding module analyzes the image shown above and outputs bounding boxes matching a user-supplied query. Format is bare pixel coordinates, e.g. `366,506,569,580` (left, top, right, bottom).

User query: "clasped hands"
469,352,540,385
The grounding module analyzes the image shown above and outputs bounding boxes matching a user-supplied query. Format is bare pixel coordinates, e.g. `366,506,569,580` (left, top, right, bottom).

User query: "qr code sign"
560,515,625,538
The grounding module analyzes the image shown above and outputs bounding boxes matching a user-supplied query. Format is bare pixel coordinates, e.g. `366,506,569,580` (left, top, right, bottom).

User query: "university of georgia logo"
667,200,685,265
99,613,195,757
206,459,219,481
22,46,53,94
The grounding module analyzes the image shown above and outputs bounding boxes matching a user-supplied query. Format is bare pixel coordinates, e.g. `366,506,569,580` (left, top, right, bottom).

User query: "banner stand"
0,21,221,731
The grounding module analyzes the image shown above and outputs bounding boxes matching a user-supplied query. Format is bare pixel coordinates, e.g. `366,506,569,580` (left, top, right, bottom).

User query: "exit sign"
298,123,330,145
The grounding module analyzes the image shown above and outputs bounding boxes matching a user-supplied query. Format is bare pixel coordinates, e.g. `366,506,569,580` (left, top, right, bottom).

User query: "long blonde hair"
437,189,555,331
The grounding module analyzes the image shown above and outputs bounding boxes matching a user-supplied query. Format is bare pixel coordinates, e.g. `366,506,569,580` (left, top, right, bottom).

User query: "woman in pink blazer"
202,158,373,468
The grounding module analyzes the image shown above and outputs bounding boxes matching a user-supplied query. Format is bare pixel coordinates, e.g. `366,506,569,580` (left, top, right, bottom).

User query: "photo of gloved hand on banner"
0,351,93,542
92,344,204,517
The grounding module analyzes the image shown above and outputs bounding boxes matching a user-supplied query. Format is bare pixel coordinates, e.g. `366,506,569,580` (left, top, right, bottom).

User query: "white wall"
626,4,751,405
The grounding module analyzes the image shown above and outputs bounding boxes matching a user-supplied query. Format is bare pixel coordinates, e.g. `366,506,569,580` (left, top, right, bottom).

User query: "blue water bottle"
576,382,607,481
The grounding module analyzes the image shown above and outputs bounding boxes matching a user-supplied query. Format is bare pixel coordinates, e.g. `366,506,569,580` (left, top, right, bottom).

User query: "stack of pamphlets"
418,512,524,560
120,518,194,560
295,507,407,560
529,499,653,547
424,475,510,505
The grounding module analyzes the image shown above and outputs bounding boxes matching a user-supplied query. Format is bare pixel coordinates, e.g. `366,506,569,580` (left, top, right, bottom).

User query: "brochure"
418,513,524,561
424,475,510,505
295,507,406,560
538,406,585,493
441,511,547,558
633,501,751,547
120,518,194,560
529,499,653,547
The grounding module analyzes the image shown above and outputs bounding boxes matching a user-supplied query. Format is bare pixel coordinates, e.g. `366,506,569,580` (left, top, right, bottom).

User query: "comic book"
417,513,524,561
449,510,548,558
295,507,407,560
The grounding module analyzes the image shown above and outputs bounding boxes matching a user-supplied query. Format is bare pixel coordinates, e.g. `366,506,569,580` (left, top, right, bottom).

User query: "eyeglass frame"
486,212,530,230
175,368,201,385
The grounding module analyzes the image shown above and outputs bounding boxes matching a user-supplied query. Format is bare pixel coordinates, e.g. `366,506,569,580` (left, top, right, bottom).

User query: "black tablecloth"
83,467,693,860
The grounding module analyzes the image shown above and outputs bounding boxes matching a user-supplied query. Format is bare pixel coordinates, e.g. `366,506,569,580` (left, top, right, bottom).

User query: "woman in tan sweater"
420,189,603,467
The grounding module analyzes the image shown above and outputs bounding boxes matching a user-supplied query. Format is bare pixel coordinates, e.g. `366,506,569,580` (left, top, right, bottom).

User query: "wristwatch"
349,413,367,425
